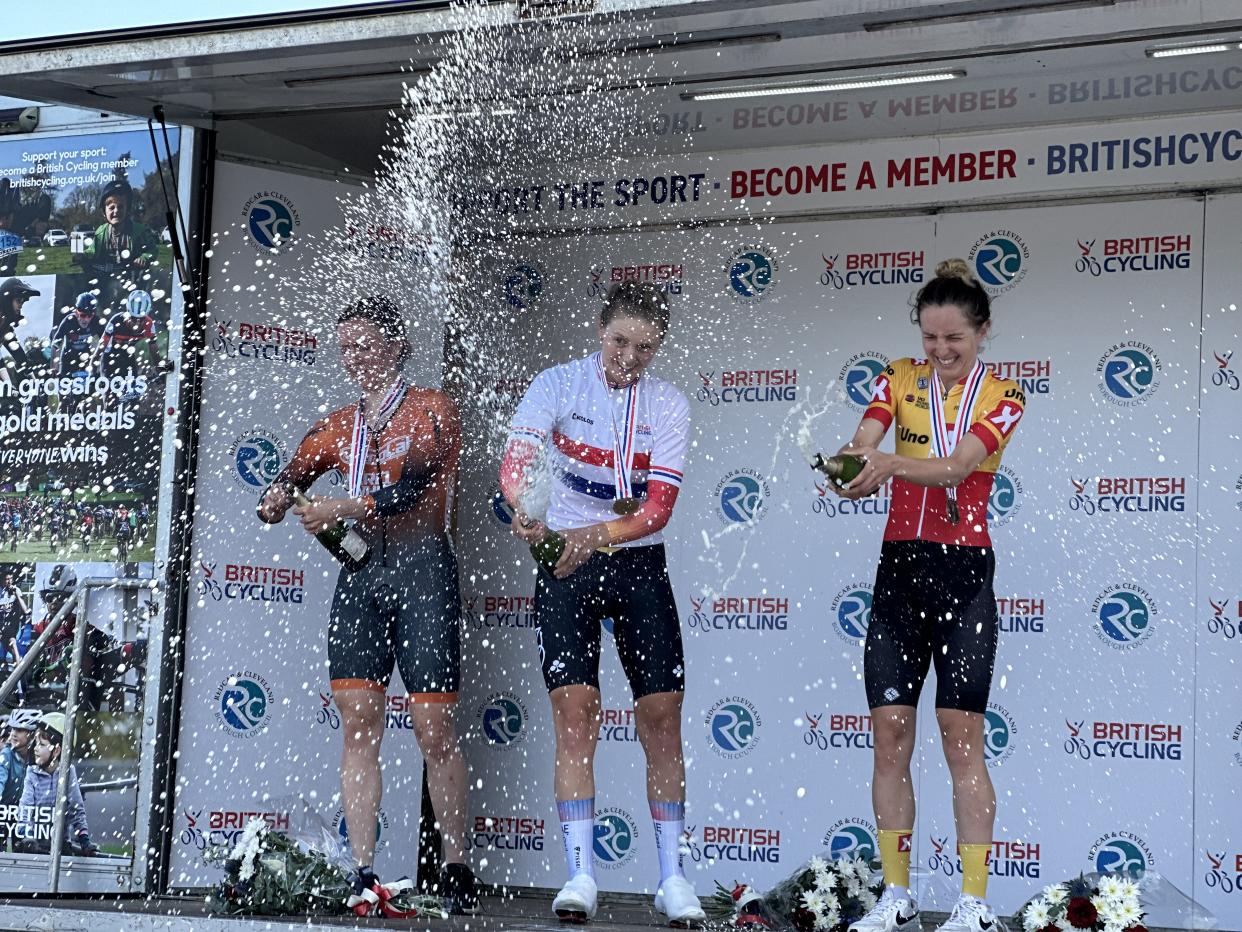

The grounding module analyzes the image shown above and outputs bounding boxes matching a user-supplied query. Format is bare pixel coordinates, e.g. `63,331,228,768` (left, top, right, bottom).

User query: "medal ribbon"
595,353,640,503
928,360,988,509
348,377,408,498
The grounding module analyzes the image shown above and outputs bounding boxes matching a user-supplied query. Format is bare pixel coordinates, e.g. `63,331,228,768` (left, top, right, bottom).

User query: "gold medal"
612,497,642,516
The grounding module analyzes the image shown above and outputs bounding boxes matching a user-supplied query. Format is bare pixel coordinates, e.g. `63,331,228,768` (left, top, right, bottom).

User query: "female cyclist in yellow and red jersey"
835,259,1025,932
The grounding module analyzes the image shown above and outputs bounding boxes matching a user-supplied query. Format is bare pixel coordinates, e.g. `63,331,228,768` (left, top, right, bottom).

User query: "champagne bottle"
288,487,371,572
808,452,865,486
529,528,566,572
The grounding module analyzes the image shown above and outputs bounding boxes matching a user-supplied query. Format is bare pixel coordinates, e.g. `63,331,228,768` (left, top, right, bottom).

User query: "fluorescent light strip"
685,70,964,102
1146,42,1238,59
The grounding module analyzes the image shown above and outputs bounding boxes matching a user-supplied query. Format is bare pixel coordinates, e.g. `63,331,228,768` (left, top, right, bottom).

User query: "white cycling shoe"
937,894,1005,932
848,887,922,932
654,875,707,928
552,873,599,923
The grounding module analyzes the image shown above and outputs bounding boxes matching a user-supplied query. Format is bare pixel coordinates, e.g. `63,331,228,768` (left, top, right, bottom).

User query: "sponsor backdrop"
168,161,439,886
454,192,1238,930
171,143,1238,930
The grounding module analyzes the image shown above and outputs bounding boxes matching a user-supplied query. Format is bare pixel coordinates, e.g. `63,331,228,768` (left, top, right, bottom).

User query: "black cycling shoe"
440,862,481,915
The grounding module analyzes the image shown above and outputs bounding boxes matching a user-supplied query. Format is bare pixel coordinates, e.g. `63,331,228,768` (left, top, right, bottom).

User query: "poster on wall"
0,126,180,882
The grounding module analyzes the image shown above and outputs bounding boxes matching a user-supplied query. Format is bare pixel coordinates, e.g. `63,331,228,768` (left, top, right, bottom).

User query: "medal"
612,497,642,516
928,360,988,528
349,377,407,498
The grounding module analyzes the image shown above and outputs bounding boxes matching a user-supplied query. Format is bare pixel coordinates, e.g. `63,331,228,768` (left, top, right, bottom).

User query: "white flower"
858,890,877,912
836,858,856,879
1055,918,1073,932
1098,876,1124,899
1025,902,1052,931
802,891,827,915
1114,900,1142,926
846,878,864,899
1042,885,1066,905
822,891,841,913
807,856,829,876
1103,923,1124,932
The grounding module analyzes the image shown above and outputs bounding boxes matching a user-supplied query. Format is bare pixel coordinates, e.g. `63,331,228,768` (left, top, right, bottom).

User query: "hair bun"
935,258,974,284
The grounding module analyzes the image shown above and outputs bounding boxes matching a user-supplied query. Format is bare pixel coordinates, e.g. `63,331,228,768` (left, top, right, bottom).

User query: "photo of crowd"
0,561,153,858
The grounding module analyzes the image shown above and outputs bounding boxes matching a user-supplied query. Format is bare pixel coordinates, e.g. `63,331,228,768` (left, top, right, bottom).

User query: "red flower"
1123,926,1148,932
1067,897,1098,929
791,908,817,932
1039,925,1060,932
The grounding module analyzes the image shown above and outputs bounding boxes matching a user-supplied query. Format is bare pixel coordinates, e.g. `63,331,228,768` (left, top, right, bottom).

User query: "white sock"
650,800,686,884
888,884,913,902
557,798,595,880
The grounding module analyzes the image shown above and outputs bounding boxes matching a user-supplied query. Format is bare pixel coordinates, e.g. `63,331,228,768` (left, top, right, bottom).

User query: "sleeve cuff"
863,407,893,431
968,422,1000,456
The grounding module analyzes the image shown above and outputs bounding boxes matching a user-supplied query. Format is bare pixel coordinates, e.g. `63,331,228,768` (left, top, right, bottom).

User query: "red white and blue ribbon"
595,352,641,503
349,377,408,498
928,359,988,509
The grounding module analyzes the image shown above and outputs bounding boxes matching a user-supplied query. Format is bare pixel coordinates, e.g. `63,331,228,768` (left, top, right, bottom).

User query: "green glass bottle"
289,487,371,572
808,452,865,486
530,529,566,572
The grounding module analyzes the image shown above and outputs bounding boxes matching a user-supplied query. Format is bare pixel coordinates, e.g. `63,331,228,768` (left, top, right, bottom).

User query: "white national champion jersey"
508,352,690,546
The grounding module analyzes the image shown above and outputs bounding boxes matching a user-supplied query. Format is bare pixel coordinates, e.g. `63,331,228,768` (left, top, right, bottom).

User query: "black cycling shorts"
328,534,461,702
535,543,685,700
864,539,999,714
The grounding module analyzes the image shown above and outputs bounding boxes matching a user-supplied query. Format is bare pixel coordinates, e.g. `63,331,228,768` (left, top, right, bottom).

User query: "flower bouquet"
1020,875,1148,932
205,817,444,918
711,855,884,932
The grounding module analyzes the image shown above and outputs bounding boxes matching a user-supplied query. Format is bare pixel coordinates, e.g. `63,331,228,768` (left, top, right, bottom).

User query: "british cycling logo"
984,702,1017,768
685,593,790,634
928,837,1042,879
684,824,782,864
195,560,306,605
695,367,798,406
997,595,1047,634
178,808,289,850
968,230,1029,295
598,262,686,295
314,691,414,731
1090,584,1157,650
593,807,638,869
242,190,301,251
464,593,536,631
1205,597,1240,644
470,813,546,853
1204,849,1242,894
987,360,1051,396
476,692,529,748
823,817,877,861
1088,833,1154,878
1212,349,1240,391
212,672,274,739
715,468,772,524
728,246,779,302
1068,475,1187,515
599,707,639,743
987,466,1023,527
1063,718,1183,762
1096,341,1162,406
839,352,891,410
503,262,543,311
1074,235,1192,277
705,696,762,759
802,710,873,753
812,478,891,519
228,430,287,490
334,807,390,854
820,252,924,290
209,317,317,366
830,584,873,645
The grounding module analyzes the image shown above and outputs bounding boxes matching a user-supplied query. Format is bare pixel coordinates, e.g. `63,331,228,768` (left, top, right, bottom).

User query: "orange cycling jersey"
281,388,460,555
863,357,1024,547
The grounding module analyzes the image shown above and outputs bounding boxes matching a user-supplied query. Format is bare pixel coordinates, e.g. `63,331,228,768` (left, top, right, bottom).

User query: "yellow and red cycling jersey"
863,357,1024,547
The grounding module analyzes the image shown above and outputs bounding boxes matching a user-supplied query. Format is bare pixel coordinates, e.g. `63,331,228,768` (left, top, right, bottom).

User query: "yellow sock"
958,843,991,899
878,829,913,889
